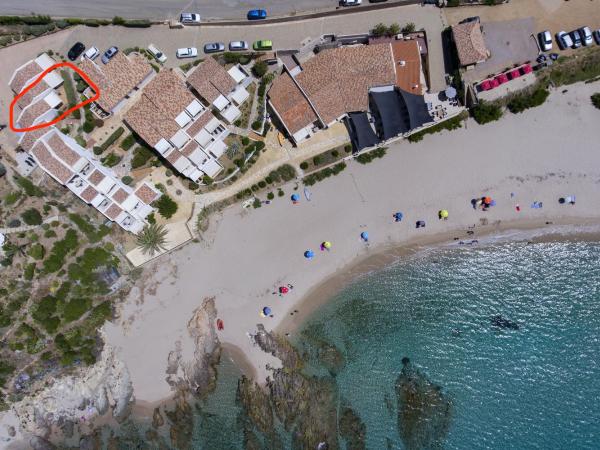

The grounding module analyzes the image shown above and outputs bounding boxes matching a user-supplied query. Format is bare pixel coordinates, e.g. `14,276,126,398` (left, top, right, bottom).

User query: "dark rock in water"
491,315,519,330
29,436,57,450
395,358,452,450
339,407,366,450
254,324,302,370
318,342,346,377
165,391,194,450
237,376,275,435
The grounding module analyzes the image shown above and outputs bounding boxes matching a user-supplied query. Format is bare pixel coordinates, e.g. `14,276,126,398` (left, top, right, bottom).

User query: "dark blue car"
247,9,267,20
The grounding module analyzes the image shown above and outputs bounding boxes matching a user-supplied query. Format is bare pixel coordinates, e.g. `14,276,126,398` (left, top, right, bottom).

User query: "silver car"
180,13,201,24
229,41,249,51
579,27,593,46
204,42,225,53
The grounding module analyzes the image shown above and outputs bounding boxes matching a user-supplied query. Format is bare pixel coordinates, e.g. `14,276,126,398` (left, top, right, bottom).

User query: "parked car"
253,40,273,51
556,31,573,50
579,27,593,46
101,46,118,64
594,29,600,45
203,42,225,53
148,43,167,63
176,47,198,58
570,29,582,48
68,42,85,61
340,0,362,5
180,13,201,24
82,46,99,61
247,9,267,20
229,41,249,51
537,31,552,52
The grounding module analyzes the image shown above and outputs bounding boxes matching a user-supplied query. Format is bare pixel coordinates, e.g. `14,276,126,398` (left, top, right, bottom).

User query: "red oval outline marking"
9,61,100,133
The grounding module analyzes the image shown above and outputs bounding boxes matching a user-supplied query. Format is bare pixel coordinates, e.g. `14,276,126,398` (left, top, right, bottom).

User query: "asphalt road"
2,0,388,21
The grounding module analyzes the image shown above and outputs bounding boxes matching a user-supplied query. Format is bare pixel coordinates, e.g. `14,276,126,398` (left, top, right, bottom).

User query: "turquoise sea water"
194,239,600,449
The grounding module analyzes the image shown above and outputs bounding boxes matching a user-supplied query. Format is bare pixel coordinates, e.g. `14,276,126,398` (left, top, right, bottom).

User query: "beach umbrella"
323,241,332,249
304,250,315,259
445,86,457,99
291,193,300,202
439,209,449,219
279,286,289,294
360,231,369,242
484,196,492,205
394,212,403,222
262,306,272,316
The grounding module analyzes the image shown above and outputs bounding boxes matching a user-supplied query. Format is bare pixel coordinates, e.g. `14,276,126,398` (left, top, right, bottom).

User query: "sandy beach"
103,80,600,406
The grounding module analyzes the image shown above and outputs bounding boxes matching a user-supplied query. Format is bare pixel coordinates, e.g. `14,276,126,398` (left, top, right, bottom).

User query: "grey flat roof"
346,112,380,151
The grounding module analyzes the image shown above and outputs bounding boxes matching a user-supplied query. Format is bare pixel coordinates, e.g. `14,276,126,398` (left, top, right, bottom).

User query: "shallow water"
192,239,600,449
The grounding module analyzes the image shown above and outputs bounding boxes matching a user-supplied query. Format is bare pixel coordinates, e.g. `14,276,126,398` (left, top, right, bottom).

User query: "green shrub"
251,120,262,131
267,192,274,200
277,189,284,197
121,175,133,185
258,180,267,189
112,16,126,25
241,136,250,146
69,214,110,243
44,229,57,239
255,141,265,151
63,298,92,322
131,146,154,169
23,263,36,280
472,101,503,124
61,70,77,107
123,19,151,28
356,147,387,164
97,127,124,152
120,134,136,151
82,121,94,133
300,162,309,170
202,175,213,185
591,93,600,109
4,191,22,206
507,88,550,114
407,113,466,143
154,195,178,219
28,243,45,260
43,229,79,273
146,212,156,224
252,61,268,78
101,152,122,168
14,176,43,197
188,181,199,190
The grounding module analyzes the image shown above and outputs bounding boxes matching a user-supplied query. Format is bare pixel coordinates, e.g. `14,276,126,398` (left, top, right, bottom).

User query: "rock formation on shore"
395,357,452,450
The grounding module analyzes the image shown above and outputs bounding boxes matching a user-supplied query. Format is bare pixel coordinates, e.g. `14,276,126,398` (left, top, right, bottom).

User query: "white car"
229,41,249,51
556,31,573,50
579,26,593,46
180,13,201,24
81,46,99,61
176,47,198,59
341,0,362,5
537,31,552,52
148,43,167,63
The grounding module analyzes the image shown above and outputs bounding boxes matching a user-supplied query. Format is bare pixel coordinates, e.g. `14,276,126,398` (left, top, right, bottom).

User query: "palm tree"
136,223,168,256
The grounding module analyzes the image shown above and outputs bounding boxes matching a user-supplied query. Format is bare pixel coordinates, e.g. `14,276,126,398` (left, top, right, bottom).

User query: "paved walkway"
0,215,60,235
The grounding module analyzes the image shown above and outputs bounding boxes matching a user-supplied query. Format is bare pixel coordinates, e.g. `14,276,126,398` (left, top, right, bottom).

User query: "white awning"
230,87,249,106
35,53,55,70
199,158,223,178
97,177,116,194
185,99,204,117
170,129,190,149
227,65,246,84
43,91,62,108
175,110,192,127
213,94,229,111
194,128,213,148
155,138,172,155
44,71,63,89
206,138,226,159
221,104,241,123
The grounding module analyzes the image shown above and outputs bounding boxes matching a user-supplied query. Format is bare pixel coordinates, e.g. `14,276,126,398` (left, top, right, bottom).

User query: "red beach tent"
509,69,521,80
495,73,509,84
489,78,500,89
521,64,533,75
479,80,491,91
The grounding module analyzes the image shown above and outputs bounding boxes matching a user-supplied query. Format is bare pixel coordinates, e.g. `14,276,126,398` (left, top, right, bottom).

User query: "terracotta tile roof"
88,169,106,186
31,141,73,184
80,52,152,112
268,72,318,134
185,110,215,138
166,150,184,165
187,57,236,103
135,183,159,204
452,21,489,66
143,70,196,119
17,82,48,109
47,134,82,167
391,40,423,94
80,185,99,202
18,100,52,129
10,61,43,94
20,128,50,152
111,187,129,204
181,140,199,157
105,203,123,220
125,95,180,147
295,44,396,124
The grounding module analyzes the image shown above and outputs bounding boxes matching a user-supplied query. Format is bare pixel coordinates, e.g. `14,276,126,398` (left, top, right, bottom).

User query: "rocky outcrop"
339,407,366,450
395,357,452,450
166,297,221,399
10,345,133,441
